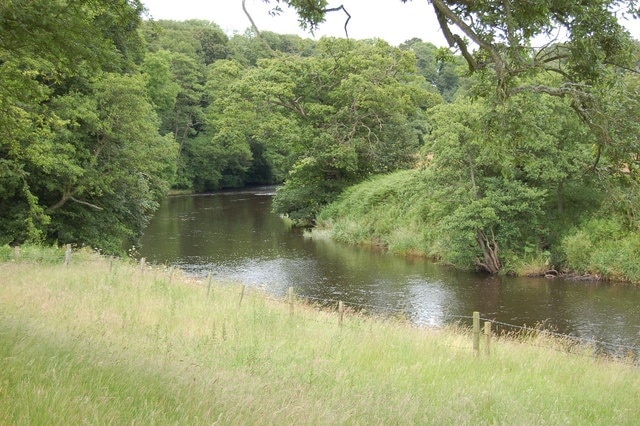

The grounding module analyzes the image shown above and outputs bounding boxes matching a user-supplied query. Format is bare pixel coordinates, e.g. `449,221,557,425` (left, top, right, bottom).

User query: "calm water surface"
139,188,640,354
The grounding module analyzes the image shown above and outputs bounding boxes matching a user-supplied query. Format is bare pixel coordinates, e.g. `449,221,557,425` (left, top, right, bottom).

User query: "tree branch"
69,197,103,210
511,83,615,170
242,0,275,54
49,190,103,211
431,2,477,71
431,0,505,73
324,5,351,39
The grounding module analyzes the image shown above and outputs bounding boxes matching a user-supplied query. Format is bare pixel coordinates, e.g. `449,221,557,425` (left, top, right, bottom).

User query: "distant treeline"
2,1,640,279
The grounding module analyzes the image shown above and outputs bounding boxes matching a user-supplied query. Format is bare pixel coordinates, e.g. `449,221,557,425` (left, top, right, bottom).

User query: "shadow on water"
139,187,640,356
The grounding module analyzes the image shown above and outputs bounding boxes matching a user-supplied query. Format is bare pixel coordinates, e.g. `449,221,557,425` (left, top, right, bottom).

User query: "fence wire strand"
486,318,640,353
224,282,639,364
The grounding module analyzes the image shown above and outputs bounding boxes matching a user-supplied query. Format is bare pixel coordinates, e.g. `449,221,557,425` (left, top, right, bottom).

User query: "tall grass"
317,170,437,257
561,218,640,282
1,249,639,424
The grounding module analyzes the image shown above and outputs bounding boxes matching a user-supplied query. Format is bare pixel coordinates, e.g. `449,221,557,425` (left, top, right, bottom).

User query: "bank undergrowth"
316,169,640,283
1,245,639,424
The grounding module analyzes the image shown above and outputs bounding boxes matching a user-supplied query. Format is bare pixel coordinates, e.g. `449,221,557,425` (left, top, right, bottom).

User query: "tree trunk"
476,229,501,274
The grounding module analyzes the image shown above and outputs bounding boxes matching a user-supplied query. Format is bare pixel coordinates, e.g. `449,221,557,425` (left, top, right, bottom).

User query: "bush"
561,218,640,282
0,245,66,263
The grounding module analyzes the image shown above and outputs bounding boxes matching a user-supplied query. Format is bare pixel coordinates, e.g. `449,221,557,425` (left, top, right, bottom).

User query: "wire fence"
264,287,640,366
17,248,638,365
136,257,640,367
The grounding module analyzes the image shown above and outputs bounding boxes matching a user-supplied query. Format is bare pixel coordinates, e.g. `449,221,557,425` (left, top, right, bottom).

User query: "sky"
141,0,447,46
141,0,640,47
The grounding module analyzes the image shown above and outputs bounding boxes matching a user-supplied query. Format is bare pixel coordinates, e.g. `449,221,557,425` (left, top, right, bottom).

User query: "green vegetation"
0,0,177,253
1,249,639,424
317,168,640,283
1,1,639,277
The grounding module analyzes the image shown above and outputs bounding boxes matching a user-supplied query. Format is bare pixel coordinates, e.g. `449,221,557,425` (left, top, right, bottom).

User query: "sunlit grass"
1,247,638,424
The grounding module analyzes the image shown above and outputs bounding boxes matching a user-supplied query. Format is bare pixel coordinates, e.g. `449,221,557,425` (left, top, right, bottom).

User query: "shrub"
561,218,640,283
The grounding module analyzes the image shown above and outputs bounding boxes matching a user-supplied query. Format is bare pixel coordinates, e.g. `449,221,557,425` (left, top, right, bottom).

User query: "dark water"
139,187,640,355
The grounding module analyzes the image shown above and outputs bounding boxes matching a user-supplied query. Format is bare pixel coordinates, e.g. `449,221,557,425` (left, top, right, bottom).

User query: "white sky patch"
141,0,640,47
142,0,447,46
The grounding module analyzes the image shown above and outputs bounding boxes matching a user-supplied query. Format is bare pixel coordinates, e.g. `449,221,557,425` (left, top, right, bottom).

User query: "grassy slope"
316,170,436,257
316,169,640,282
1,248,639,424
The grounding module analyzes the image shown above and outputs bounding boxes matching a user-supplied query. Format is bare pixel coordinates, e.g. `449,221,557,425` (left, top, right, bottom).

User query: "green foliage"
272,156,349,225
142,19,228,64
400,38,467,101
266,38,440,222
418,85,636,273
3,1,639,275
318,165,640,282
39,73,179,252
319,69,640,277
0,0,178,253
141,50,181,117
317,170,434,254
140,21,459,205
167,35,440,218
562,217,640,282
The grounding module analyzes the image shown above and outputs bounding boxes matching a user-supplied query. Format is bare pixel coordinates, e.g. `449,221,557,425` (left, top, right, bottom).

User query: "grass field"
1,246,639,424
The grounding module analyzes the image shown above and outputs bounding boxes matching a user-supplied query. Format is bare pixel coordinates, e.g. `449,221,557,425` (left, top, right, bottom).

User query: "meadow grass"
1,247,639,424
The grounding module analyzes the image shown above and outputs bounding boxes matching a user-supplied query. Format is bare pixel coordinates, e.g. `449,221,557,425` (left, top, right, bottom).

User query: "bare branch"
431,2,477,71
324,5,351,39
242,0,275,54
69,197,104,211
502,0,518,48
511,83,591,98
242,0,263,37
49,190,103,211
431,0,505,72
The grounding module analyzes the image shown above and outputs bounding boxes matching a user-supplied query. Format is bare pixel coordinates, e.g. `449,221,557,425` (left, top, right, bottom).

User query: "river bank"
1,246,638,424
315,169,640,284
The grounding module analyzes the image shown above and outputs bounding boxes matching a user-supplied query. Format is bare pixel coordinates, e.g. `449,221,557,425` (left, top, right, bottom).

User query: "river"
138,187,640,356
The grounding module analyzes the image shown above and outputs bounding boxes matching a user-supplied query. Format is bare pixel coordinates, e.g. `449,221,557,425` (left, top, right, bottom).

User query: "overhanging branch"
324,5,351,38
430,0,505,72
49,190,104,212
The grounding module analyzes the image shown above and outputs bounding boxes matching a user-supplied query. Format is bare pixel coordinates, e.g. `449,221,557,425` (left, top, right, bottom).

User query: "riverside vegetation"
316,169,640,283
3,1,640,279
1,246,639,424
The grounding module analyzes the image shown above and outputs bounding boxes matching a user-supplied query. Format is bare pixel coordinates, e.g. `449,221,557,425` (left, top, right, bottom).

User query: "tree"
265,1,638,132
0,0,178,251
421,78,636,273
206,37,440,223
399,38,466,101
266,0,639,272
24,73,178,252
141,50,181,120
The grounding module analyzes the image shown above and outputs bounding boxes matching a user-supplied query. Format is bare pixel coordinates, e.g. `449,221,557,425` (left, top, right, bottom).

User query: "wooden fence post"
473,311,480,356
13,245,20,259
338,300,345,327
484,321,492,357
238,285,246,307
288,287,295,317
206,271,213,297
64,244,72,266
140,257,146,273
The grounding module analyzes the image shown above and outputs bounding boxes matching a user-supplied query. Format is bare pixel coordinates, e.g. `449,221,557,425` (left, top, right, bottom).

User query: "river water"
138,187,640,355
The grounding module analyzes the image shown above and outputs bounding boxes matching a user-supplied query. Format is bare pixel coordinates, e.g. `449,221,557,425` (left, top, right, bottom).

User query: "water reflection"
139,188,640,355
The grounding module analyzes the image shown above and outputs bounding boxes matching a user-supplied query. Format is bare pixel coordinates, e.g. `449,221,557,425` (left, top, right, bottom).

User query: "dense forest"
2,0,639,280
